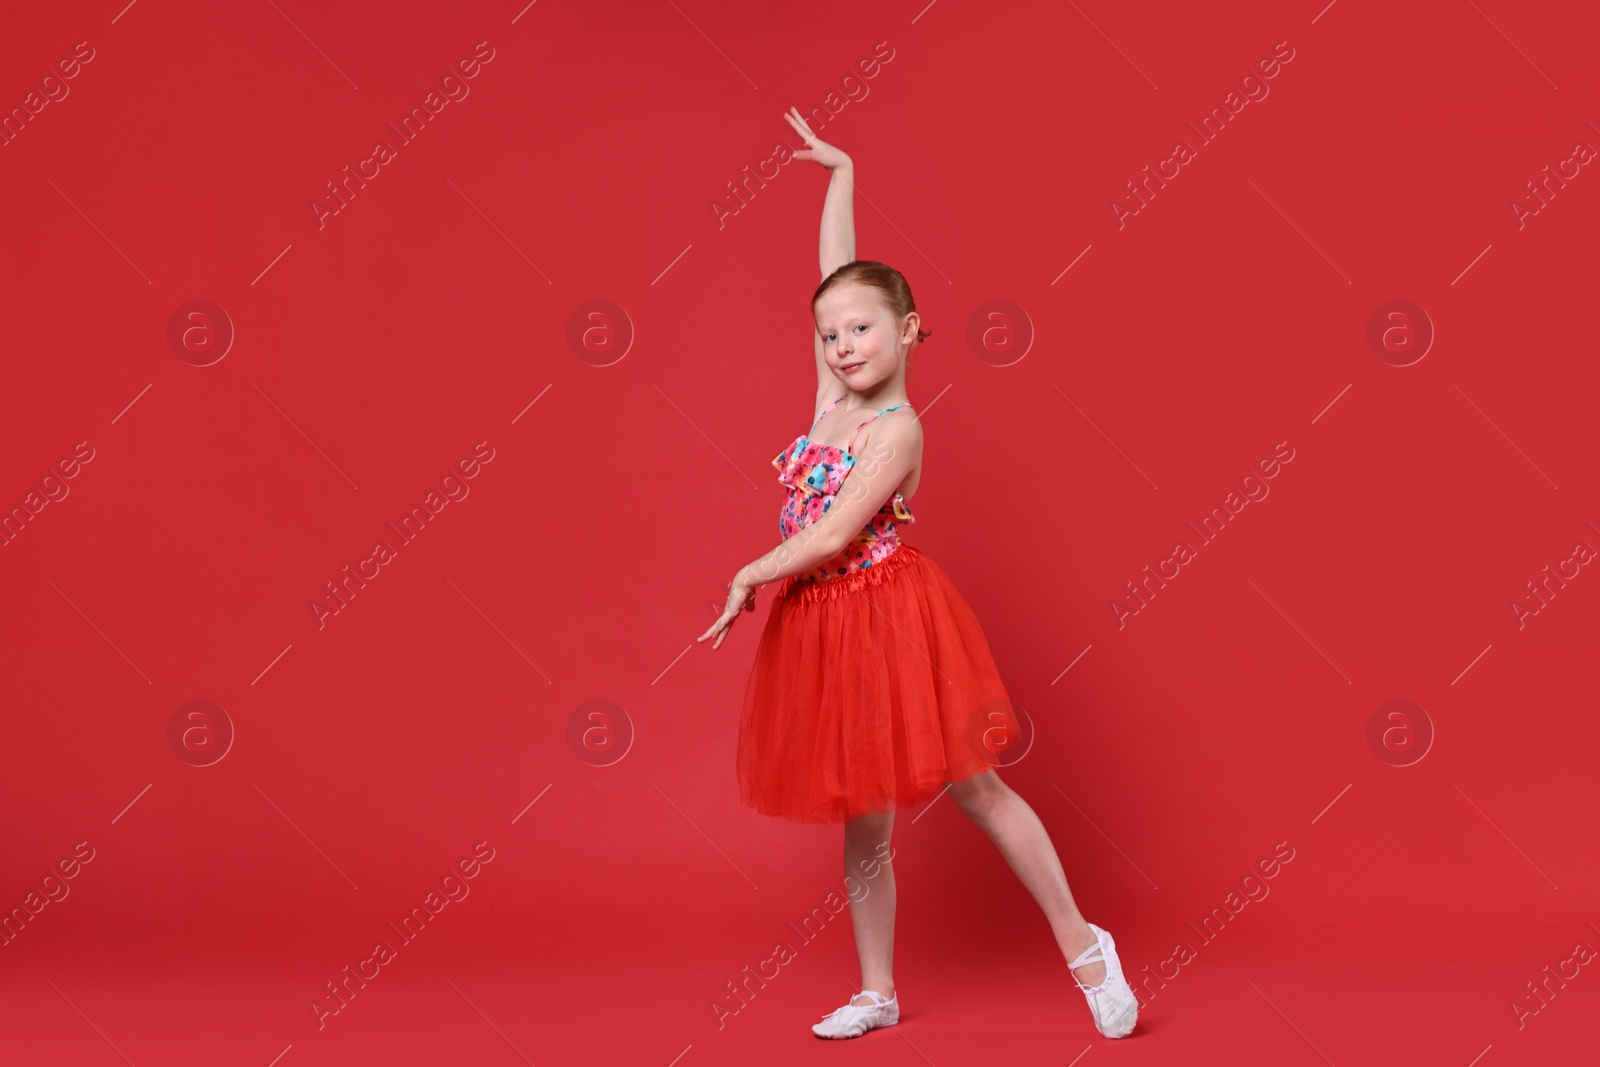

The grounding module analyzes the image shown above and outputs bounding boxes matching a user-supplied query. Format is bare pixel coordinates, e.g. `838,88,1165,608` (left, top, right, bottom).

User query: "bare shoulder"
859,404,924,461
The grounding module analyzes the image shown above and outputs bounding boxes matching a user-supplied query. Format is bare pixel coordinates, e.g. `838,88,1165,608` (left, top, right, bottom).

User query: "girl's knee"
845,809,894,843
950,770,1005,818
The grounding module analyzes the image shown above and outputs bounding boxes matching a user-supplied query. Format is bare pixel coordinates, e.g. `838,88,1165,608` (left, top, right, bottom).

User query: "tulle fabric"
737,544,1023,824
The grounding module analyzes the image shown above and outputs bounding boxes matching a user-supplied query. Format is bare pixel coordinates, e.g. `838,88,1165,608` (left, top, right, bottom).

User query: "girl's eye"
854,324,868,333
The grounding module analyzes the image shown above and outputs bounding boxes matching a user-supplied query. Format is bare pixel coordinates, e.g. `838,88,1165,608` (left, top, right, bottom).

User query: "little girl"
698,108,1138,1043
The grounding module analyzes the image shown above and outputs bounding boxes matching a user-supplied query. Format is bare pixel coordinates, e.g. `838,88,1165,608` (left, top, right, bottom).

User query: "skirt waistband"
778,544,922,606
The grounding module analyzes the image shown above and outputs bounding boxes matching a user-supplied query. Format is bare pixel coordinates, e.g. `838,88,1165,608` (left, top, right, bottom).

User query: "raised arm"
784,107,856,411
817,158,855,277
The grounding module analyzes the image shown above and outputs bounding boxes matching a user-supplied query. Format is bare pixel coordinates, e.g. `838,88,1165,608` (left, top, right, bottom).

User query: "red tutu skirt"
736,544,1023,824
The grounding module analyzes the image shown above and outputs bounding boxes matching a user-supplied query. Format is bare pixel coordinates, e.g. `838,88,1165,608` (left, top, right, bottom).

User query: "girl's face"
815,284,915,390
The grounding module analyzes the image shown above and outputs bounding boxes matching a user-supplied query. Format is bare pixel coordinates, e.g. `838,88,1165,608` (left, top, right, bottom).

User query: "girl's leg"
842,809,896,1006
948,770,1107,987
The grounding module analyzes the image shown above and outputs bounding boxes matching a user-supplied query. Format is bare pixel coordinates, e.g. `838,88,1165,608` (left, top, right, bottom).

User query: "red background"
2,1,1597,1064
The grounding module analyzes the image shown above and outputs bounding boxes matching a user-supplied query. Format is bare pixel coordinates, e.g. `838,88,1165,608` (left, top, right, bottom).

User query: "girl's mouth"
841,361,865,373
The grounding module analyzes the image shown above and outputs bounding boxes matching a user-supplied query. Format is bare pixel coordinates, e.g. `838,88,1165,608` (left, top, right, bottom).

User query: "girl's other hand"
784,106,851,170
698,576,757,650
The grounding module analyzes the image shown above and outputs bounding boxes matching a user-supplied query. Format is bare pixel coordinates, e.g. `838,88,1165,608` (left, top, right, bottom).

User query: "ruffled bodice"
773,398,916,584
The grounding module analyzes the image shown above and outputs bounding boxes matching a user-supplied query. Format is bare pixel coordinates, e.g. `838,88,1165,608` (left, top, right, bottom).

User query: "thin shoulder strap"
847,403,913,455
810,394,848,433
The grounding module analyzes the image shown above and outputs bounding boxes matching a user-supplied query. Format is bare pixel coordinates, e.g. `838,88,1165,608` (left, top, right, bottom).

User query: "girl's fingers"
783,108,815,143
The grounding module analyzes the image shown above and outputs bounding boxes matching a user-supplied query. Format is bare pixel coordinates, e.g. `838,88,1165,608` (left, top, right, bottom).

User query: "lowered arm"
738,410,920,589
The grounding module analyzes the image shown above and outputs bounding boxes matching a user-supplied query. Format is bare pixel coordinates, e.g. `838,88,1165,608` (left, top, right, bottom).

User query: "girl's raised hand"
784,106,852,170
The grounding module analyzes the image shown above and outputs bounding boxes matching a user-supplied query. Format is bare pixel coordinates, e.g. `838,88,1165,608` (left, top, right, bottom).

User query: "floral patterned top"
773,394,916,584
